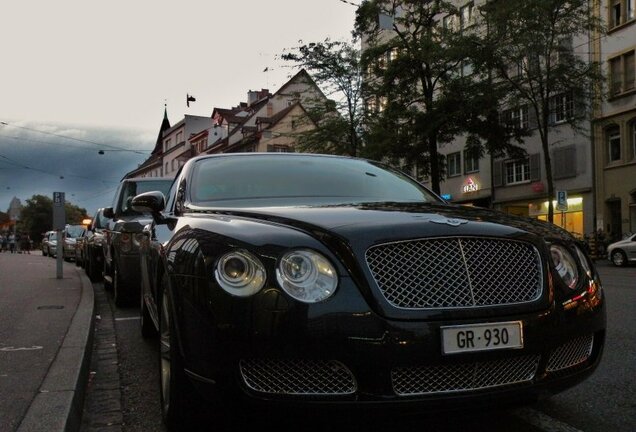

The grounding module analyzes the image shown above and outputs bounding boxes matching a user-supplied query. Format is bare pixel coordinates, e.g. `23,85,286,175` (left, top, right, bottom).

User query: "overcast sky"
0,0,357,217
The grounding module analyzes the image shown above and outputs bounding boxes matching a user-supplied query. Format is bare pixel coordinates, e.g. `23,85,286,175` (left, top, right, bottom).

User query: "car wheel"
611,250,627,267
103,260,113,291
42,248,48,257
113,263,128,307
141,288,157,339
158,277,198,430
88,252,101,283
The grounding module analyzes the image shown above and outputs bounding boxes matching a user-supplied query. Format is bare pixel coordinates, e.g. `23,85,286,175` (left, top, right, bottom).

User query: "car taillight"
121,233,132,252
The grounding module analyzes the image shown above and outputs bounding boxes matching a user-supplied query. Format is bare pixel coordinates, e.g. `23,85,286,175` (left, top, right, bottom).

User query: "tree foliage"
18,194,88,243
476,0,605,221
281,39,364,156
355,0,523,194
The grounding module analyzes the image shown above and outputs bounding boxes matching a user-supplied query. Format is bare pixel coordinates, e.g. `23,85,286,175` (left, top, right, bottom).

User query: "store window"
531,197,584,237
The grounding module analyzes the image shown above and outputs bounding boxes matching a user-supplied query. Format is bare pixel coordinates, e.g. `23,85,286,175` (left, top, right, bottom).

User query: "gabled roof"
152,106,171,155
272,69,328,101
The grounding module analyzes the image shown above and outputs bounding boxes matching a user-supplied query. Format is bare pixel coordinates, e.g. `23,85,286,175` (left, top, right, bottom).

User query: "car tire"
42,249,48,257
141,289,157,339
158,276,199,430
87,252,101,283
113,263,128,307
103,258,113,291
611,250,627,267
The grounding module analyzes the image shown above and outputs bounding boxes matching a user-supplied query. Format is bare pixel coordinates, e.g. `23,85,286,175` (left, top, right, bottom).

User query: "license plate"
441,321,523,355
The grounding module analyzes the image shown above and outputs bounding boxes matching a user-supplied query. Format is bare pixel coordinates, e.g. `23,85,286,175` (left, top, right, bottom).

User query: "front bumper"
176,276,606,408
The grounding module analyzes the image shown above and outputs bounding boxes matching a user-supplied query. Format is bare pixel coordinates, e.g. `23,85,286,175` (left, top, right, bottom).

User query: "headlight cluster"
214,248,338,303
549,243,592,290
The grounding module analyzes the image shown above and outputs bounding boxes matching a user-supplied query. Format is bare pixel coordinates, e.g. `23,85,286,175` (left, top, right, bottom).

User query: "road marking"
513,407,585,432
0,346,44,351
114,316,140,321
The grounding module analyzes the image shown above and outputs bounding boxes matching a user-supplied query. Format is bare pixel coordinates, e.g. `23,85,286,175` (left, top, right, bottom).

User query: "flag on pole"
186,94,196,107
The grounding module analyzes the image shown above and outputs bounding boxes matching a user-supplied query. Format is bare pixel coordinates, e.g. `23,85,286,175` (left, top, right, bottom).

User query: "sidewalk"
0,252,94,432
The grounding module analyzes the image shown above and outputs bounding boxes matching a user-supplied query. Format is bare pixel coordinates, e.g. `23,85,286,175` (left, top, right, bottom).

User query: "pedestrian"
8,233,16,253
21,233,31,254
0,233,4,252
1,233,6,252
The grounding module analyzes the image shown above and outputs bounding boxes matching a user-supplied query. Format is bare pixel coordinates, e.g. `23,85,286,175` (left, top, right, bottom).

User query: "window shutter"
266,144,274,152
529,153,541,181
493,160,503,187
553,146,577,179
527,106,538,129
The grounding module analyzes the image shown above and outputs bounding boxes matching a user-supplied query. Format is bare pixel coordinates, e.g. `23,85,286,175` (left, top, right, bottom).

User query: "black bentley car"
132,153,605,429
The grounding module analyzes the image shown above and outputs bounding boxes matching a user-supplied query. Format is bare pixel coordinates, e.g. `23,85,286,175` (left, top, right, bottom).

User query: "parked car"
41,230,56,256
62,224,85,261
103,177,173,306
607,232,636,266
131,153,606,430
82,208,109,282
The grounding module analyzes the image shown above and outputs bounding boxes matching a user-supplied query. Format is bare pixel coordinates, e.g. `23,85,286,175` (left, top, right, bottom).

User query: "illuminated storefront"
529,196,584,236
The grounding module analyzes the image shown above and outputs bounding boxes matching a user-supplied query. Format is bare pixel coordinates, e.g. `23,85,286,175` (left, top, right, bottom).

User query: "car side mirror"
131,191,166,221
103,207,114,219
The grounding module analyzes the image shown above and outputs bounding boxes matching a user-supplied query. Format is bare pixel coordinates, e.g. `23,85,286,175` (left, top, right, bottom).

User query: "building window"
631,121,636,160
165,162,169,174
164,138,172,152
505,158,530,184
460,2,474,29
443,14,457,32
176,131,183,144
503,105,529,129
610,0,635,28
464,148,479,173
549,92,574,124
447,152,461,177
607,125,622,163
609,50,635,95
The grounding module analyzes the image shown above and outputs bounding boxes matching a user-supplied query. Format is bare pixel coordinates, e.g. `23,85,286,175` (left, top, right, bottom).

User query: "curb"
17,267,95,432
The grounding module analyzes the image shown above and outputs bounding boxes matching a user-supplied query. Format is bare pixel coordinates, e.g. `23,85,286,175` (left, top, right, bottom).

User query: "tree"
281,39,364,156
18,194,88,243
355,0,471,193
477,0,604,222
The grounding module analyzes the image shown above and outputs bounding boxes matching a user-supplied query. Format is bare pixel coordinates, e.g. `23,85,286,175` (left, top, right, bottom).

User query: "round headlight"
276,249,337,303
574,245,592,278
549,244,579,289
215,250,265,297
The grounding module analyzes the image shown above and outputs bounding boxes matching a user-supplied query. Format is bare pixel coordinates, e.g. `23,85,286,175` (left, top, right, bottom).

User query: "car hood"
193,202,572,244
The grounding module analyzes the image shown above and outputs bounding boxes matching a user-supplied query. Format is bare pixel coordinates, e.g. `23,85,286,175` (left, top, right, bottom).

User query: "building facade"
592,0,636,240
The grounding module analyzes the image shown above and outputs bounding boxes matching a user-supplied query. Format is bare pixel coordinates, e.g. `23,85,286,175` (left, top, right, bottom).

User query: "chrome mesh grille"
392,355,540,395
239,359,356,395
547,334,594,372
366,237,542,309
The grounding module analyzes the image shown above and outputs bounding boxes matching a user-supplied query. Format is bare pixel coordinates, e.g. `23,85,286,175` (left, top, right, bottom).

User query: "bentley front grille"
392,355,540,396
546,334,594,372
366,237,542,309
239,359,357,396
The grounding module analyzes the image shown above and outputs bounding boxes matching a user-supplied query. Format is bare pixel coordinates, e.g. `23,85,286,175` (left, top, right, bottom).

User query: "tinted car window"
93,210,109,229
190,155,438,207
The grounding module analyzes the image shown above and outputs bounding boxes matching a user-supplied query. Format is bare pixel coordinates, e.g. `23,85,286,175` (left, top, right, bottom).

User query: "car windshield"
93,211,109,229
66,225,85,238
190,155,439,207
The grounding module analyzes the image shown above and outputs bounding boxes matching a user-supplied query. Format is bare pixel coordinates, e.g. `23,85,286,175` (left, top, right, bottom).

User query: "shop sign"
531,182,545,193
462,177,479,194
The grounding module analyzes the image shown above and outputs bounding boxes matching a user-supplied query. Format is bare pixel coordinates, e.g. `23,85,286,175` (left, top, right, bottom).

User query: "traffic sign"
556,190,568,211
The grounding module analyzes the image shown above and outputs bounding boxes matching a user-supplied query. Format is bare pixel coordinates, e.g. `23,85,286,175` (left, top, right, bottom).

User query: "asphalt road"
81,260,635,432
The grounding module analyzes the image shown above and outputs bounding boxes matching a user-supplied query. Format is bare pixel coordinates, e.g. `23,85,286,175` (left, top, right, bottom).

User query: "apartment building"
592,0,636,239
363,0,634,239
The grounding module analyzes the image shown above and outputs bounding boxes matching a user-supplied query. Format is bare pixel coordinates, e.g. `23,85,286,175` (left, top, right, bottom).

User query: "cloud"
0,121,155,215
